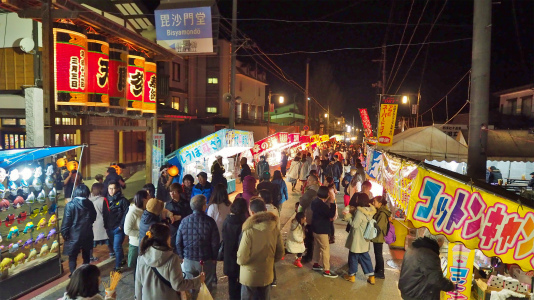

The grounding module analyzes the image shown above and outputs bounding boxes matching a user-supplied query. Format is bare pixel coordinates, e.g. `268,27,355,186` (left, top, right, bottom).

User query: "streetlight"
402,95,408,104
279,96,284,104
324,113,328,118
337,121,340,125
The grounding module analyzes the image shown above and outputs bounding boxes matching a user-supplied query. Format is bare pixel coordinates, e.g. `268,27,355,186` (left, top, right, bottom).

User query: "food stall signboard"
251,133,284,156
359,108,373,137
377,104,397,146
409,167,534,271
155,6,213,54
442,243,475,300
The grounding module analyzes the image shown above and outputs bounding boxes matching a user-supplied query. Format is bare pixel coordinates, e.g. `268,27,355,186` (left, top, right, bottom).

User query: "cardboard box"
475,278,530,300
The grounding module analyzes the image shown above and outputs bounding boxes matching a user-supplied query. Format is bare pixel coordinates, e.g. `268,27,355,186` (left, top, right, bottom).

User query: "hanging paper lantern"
126,51,145,116
110,165,121,175
67,161,79,172
86,33,110,113
48,188,57,202
108,43,128,114
168,165,179,177
56,158,67,168
36,190,46,204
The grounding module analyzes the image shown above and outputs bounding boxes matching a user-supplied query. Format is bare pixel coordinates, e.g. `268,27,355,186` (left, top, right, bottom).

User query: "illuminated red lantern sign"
87,34,110,113
143,61,157,115
127,51,145,115
108,43,128,115
53,23,88,112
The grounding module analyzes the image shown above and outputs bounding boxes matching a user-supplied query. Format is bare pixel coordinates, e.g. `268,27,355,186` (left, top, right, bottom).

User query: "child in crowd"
61,264,115,300
286,212,306,268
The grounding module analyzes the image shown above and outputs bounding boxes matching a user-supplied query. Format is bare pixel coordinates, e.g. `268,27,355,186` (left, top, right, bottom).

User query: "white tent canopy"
377,126,468,163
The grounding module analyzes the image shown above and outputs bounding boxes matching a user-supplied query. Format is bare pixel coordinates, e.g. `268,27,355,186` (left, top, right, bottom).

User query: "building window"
208,77,218,84
54,133,77,146
2,133,25,149
172,62,180,82
172,96,180,110
207,107,217,113
1,118,17,126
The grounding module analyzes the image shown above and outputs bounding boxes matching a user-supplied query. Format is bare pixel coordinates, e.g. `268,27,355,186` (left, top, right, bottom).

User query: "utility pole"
372,44,386,135
229,0,237,129
267,89,271,135
327,105,330,136
467,0,491,180
305,58,310,127
415,92,421,127
42,0,54,147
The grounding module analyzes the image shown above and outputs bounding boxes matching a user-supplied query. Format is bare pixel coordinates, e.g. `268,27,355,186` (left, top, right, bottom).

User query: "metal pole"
267,90,271,135
305,58,310,127
42,0,54,146
415,92,421,127
229,0,237,129
327,105,330,136
467,0,491,180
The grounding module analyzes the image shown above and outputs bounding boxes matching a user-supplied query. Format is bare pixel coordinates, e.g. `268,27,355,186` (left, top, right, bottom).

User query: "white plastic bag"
197,283,213,300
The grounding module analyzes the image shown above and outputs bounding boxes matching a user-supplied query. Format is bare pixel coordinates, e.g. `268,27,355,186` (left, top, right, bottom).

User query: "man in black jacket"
176,194,220,297
165,183,192,248
310,186,338,278
102,181,130,271
399,237,454,300
239,157,252,183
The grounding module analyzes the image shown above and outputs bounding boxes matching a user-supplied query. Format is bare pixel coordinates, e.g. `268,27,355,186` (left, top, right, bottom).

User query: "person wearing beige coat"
237,199,284,300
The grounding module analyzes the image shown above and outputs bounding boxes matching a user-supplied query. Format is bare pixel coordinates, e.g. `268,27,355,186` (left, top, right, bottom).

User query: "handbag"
217,240,224,261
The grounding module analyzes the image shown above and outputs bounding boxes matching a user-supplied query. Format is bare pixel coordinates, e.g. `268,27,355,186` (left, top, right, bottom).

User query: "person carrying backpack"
343,192,377,285
371,196,392,279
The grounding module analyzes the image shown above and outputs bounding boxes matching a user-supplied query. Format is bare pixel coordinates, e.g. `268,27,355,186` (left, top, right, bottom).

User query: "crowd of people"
58,143,454,300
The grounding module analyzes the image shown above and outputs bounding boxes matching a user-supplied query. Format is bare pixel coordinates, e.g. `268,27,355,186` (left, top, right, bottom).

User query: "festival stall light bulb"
21,168,33,181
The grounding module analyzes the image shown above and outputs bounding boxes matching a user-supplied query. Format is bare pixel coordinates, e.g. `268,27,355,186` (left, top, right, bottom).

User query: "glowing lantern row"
108,43,128,114
143,61,157,115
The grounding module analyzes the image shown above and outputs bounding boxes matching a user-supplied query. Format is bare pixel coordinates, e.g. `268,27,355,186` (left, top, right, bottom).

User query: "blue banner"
155,7,213,54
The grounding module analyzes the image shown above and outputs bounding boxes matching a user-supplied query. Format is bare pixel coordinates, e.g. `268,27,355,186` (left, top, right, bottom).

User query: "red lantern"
143,61,156,115
56,158,67,168
86,33,110,113
108,43,128,114
168,165,179,177
67,161,79,172
126,51,145,116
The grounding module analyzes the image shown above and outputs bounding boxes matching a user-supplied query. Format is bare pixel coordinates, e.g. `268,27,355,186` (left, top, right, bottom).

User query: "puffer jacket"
271,178,288,205
239,163,252,182
102,192,129,231
124,205,143,246
345,206,376,254
256,160,270,178
176,211,220,261
61,197,97,255
372,205,392,244
135,246,201,300
285,219,305,254
138,210,161,243
239,175,257,207
191,182,214,204
298,184,319,225
286,161,301,181
237,212,284,287
222,213,247,277
299,159,311,180
399,237,454,300
310,197,337,235
165,199,192,246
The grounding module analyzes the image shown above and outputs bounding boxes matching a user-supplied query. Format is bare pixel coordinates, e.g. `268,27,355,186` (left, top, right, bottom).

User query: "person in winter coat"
207,183,232,239
124,190,148,270
61,264,115,300
102,181,130,271
222,197,248,300
299,154,312,191
257,173,281,209
271,170,288,208
156,164,173,203
237,175,258,209
310,186,338,278
89,183,108,261
61,184,97,276
310,157,323,181
237,198,284,300
343,193,377,284
138,198,173,243
102,167,125,196
286,156,302,192
165,183,192,248
371,196,392,279
211,155,226,174
298,174,320,263
286,212,306,268
256,155,270,179
211,163,228,189
191,172,214,204
398,237,455,300
181,174,195,202
280,151,288,177
176,194,220,297
239,157,252,183
136,223,204,300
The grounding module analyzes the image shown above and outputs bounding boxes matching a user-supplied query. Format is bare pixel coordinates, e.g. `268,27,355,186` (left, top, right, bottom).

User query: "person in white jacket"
287,156,302,192
285,212,306,268
206,184,232,239
124,190,148,271
136,223,205,300
88,183,108,262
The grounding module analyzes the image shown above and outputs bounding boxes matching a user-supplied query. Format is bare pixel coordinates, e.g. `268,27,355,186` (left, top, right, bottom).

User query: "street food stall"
240,132,300,169
0,145,85,299
289,135,311,158
166,129,254,194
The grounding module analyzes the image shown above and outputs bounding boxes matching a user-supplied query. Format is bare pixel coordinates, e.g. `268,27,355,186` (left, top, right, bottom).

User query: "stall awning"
0,145,84,168
486,130,534,162
377,126,468,163
250,132,299,156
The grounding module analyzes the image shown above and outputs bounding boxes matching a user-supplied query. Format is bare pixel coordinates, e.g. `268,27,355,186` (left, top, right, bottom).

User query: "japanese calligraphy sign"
377,104,398,146
359,108,373,138
409,167,534,271
108,43,128,114
143,61,157,114
250,132,290,157
87,34,109,112
127,53,145,113
442,243,475,300
155,7,213,54
319,135,329,143
54,26,88,111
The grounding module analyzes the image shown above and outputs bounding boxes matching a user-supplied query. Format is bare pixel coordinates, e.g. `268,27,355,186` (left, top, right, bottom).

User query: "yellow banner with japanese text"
377,104,398,146
408,168,534,271
441,243,475,300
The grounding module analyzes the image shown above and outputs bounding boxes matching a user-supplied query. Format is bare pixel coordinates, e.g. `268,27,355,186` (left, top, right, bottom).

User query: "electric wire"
419,69,471,117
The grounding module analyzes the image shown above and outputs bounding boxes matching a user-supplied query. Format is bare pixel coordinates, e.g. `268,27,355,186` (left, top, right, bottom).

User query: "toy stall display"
167,129,254,194
0,145,83,300
240,133,300,170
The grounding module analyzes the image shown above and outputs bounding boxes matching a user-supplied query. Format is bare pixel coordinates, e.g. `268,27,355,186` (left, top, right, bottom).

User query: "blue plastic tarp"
0,145,83,168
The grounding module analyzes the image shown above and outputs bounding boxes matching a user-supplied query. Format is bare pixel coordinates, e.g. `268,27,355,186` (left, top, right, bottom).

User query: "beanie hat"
146,198,164,215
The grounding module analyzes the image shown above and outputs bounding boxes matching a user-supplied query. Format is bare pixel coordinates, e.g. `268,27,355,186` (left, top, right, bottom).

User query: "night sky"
214,0,534,127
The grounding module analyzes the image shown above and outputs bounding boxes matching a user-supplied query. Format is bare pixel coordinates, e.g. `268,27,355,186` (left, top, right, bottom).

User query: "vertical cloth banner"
377,104,398,146
152,134,165,186
359,108,374,137
441,243,475,300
